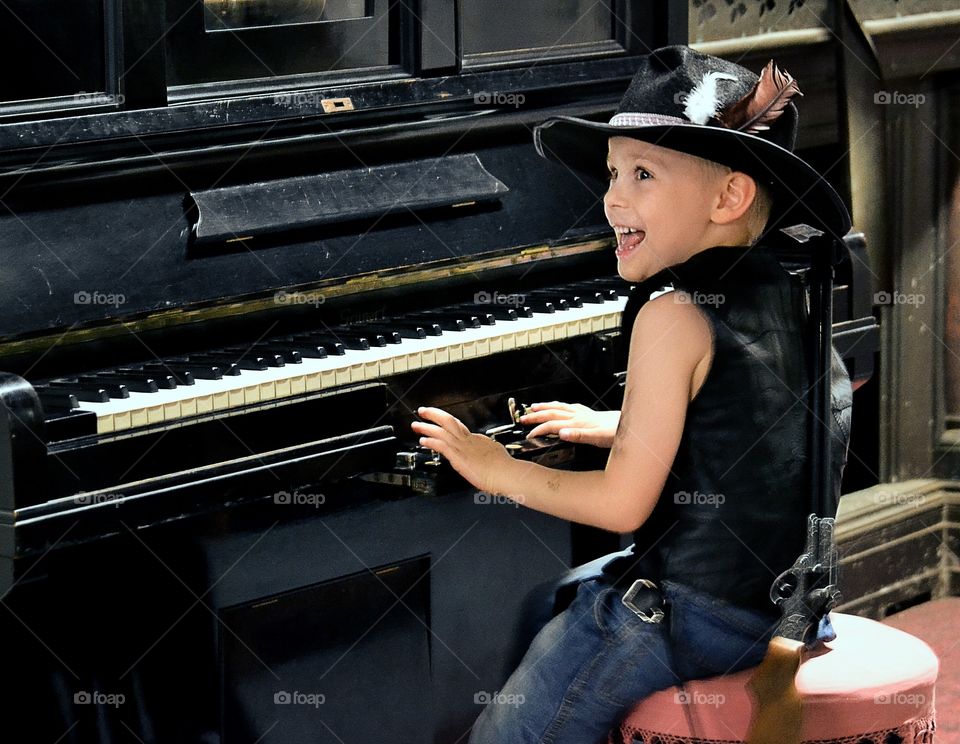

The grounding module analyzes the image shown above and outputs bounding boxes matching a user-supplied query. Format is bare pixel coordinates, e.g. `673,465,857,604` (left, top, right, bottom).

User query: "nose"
603,174,627,218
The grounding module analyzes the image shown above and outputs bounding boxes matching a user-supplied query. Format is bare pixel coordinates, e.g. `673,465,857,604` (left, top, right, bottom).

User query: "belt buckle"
620,578,664,623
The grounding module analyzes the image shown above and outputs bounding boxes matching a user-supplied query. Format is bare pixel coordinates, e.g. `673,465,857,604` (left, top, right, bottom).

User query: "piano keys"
37,282,631,436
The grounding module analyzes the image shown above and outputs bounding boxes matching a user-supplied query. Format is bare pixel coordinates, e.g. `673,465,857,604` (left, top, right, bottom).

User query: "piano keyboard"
38,281,630,435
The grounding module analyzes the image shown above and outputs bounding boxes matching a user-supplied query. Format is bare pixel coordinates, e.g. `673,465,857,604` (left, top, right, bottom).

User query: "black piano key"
35,387,81,410
347,326,403,344
114,367,180,389
252,345,303,364
45,381,115,402
242,350,286,368
199,351,276,371
522,298,556,314
586,278,633,296
364,323,428,340
327,329,387,348
381,319,443,336
285,334,348,355
273,339,329,359
445,309,495,325
559,285,606,304
168,357,239,377
137,363,197,385
455,303,520,321
527,290,576,309
299,332,370,351
404,313,468,331
573,283,619,301
82,374,159,394
50,379,129,400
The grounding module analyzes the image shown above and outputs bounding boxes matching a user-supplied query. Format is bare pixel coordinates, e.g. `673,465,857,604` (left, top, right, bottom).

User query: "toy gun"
770,514,840,646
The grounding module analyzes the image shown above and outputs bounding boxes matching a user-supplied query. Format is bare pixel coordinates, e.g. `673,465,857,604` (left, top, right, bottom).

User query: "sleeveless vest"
617,243,851,617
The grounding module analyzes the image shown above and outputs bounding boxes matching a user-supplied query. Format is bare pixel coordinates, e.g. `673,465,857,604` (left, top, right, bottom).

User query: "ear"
711,171,758,225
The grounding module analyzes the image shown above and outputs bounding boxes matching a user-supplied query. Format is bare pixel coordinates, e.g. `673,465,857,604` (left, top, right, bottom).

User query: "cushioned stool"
608,612,938,744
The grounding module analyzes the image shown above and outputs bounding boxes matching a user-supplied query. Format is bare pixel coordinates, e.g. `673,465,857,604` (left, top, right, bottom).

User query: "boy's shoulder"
634,288,713,325
630,290,713,363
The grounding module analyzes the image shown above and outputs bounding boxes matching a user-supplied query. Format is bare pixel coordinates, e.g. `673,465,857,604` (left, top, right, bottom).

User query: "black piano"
0,3,877,742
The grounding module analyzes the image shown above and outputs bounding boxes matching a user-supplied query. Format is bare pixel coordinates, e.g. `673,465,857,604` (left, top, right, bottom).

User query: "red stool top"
610,612,939,744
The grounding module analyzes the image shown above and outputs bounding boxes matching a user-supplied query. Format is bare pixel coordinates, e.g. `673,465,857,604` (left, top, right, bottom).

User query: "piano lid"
0,2,688,352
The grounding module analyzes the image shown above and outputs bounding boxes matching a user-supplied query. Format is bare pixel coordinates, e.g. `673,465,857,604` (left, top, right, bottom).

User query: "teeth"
613,226,640,235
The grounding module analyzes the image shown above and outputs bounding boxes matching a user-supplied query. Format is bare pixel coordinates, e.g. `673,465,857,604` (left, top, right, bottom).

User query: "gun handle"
746,636,804,744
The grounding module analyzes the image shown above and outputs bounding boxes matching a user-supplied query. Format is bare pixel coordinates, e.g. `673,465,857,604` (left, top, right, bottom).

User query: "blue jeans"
468,575,778,744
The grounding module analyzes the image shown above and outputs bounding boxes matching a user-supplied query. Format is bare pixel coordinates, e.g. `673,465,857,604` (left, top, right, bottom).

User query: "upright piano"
0,2,877,742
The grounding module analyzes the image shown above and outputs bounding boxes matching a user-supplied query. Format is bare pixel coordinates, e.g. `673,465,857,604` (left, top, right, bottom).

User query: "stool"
608,612,938,744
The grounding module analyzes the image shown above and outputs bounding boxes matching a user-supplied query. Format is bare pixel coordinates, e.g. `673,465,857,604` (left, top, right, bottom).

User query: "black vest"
617,243,851,617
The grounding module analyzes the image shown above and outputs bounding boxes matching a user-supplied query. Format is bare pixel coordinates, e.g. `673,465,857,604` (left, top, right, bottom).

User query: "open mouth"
613,225,645,258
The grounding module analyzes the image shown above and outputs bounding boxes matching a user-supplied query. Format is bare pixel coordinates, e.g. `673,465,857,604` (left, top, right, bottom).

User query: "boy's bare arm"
411,293,712,533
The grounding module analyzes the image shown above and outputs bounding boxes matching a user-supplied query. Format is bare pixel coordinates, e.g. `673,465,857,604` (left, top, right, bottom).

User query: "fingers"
525,422,553,438
416,435,447,455
410,421,446,439
520,401,581,426
416,406,469,435
411,407,474,459
527,401,576,413
520,409,573,425
526,419,568,438
410,419,454,458
527,421,583,439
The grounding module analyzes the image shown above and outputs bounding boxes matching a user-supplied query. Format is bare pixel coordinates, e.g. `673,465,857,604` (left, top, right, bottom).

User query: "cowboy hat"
533,45,850,238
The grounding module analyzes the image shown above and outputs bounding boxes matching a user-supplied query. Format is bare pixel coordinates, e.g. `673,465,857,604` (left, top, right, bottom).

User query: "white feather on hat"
680,71,738,125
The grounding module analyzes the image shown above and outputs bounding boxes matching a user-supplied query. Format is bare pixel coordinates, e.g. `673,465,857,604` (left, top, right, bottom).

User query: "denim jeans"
467,575,779,744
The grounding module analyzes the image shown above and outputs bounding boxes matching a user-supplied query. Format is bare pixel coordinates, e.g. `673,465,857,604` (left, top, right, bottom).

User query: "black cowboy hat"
533,45,850,239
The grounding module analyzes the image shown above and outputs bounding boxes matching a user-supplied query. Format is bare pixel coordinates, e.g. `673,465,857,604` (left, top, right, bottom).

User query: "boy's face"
604,136,727,282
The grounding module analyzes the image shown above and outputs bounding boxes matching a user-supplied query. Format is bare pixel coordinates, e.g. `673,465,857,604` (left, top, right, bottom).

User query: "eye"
606,168,616,182
635,167,652,181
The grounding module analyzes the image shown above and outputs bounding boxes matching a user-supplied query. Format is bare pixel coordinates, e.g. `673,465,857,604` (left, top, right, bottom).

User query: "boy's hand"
411,407,516,496
520,402,620,448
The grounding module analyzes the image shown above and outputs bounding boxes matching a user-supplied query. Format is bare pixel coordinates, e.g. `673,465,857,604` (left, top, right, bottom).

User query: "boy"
411,46,852,743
